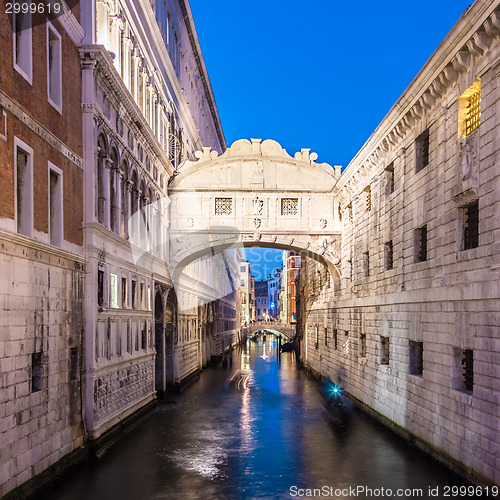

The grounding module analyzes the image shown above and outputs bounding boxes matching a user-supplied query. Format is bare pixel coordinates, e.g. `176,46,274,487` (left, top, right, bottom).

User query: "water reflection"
41,334,466,500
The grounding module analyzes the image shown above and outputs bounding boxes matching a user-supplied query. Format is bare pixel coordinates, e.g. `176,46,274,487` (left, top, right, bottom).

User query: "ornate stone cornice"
335,0,500,205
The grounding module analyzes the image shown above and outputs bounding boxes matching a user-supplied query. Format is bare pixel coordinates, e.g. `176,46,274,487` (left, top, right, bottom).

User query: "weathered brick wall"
0,238,85,497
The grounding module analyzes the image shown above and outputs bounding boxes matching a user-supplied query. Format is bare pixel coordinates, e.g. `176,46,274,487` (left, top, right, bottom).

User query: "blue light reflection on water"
40,336,466,500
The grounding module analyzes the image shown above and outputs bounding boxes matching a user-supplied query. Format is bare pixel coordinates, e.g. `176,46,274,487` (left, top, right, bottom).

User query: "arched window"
120,159,128,238
130,170,138,242
110,147,119,233
97,134,108,225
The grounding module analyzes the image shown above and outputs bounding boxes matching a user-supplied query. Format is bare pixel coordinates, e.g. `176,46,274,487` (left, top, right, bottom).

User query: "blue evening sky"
189,0,473,277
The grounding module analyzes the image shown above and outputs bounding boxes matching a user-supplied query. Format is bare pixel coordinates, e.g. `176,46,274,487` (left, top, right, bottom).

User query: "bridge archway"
168,139,343,279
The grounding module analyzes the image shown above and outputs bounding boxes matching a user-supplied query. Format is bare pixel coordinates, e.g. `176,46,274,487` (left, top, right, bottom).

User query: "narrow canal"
41,335,466,500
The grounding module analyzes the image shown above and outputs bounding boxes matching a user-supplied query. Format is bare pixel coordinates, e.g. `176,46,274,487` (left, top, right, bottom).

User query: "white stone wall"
0,235,85,497
301,1,500,486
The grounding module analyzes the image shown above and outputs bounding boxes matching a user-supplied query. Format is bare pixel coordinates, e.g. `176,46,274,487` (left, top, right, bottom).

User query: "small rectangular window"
385,240,393,270
333,329,338,350
385,162,394,195
315,326,319,350
15,138,33,237
459,79,481,139
359,333,367,358
324,327,328,347
281,198,298,216
415,129,429,173
215,197,232,215
31,352,43,392
49,165,63,247
364,185,371,211
409,341,423,376
414,225,427,263
363,251,370,277
140,282,145,309
13,2,33,83
380,336,390,365
47,22,62,111
463,200,479,250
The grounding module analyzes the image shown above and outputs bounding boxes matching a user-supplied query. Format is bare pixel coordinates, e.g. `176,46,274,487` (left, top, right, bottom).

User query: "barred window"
359,333,366,358
463,200,479,250
215,197,232,215
415,129,429,173
414,225,427,263
281,198,298,216
409,341,423,376
380,336,390,365
364,185,371,211
385,240,393,270
463,349,474,392
333,329,338,350
385,162,394,195
459,79,481,139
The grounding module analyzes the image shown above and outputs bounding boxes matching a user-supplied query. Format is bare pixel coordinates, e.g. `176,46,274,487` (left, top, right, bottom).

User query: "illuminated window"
459,79,480,139
281,198,298,216
215,197,232,215
110,274,118,308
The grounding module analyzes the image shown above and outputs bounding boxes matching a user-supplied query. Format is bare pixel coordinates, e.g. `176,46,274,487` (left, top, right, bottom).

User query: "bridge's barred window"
215,197,233,215
415,128,429,173
459,79,481,139
385,162,394,195
333,329,338,350
364,185,371,211
409,341,423,376
462,200,479,250
281,198,298,216
380,336,390,365
359,333,367,358
453,348,474,393
385,240,394,270
414,225,427,262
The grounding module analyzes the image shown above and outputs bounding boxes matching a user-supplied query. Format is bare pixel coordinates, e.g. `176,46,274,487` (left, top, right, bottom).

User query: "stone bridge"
241,320,296,340
167,138,343,279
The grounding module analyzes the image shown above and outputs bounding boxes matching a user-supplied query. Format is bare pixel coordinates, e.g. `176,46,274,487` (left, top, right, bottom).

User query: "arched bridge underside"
168,139,343,276
242,321,295,340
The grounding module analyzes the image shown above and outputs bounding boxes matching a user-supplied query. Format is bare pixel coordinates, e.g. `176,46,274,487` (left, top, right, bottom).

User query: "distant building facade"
268,268,281,319
255,280,269,320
